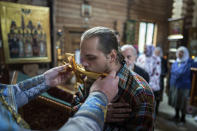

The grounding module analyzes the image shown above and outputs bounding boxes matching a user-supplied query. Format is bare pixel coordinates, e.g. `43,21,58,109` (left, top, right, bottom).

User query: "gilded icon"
0,2,51,63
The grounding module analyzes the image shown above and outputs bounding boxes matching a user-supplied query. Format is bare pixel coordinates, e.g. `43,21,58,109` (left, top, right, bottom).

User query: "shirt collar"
117,64,131,89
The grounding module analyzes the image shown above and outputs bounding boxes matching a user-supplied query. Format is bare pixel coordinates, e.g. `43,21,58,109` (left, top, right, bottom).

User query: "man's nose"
81,58,89,67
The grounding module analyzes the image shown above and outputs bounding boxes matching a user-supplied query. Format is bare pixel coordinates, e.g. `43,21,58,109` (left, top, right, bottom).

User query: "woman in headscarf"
154,47,168,110
136,45,161,115
169,46,197,124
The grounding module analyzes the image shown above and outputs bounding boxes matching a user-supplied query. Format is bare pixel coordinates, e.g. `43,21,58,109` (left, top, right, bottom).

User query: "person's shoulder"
129,73,154,103
134,64,141,70
172,61,178,66
182,59,194,66
134,65,147,74
134,65,149,81
129,71,152,93
137,54,145,60
187,58,194,63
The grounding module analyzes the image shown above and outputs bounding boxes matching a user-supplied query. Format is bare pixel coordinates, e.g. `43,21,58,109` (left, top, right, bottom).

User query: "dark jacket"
134,64,150,83
160,57,168,91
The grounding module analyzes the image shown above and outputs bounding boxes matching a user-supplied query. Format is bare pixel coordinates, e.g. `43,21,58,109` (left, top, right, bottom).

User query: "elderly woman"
169,46,197,124
136,45,161,115
154,47,168,113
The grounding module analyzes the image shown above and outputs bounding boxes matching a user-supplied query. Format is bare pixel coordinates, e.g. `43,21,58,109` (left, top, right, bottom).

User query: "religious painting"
81,4,92,17
168,18,184,40
0,2,51,63
125,20,136,44
188,27,197,58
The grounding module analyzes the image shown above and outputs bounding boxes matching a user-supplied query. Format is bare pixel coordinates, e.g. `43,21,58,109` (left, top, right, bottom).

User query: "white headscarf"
154,47,163,57
176,46,189,62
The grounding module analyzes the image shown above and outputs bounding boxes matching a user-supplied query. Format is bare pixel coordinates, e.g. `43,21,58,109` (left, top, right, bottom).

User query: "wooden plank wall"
0,0,173,56
0,0,174,83
129,0,173,52
55,0,173,54
55,0,128,39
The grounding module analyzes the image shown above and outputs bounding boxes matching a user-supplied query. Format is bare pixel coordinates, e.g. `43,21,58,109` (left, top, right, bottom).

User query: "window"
138,22,156,53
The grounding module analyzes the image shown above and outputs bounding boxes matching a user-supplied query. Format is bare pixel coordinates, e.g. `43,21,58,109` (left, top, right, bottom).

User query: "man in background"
121,44,149,83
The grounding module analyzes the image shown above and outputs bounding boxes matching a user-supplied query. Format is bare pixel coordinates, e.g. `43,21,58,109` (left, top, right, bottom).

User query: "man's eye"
87,57,96,60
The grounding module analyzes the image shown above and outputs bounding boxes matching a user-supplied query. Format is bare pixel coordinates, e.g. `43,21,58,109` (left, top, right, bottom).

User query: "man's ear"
108,49,117,63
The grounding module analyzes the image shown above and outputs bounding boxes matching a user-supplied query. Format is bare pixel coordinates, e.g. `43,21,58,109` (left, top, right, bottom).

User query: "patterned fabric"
136,54,161,91
73,65,155,131
133,64,150,83
60,92,108,131
0,93,30,129
145,45,155,57
72,79,94,112
76,92,107,129
0,74,50,129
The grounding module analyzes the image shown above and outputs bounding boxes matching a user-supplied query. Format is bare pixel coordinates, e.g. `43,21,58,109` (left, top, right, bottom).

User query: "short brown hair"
81,26,125,65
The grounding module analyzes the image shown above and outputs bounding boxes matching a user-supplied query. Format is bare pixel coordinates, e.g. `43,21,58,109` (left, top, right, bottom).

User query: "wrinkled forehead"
122,50,136,60
122,48,134,55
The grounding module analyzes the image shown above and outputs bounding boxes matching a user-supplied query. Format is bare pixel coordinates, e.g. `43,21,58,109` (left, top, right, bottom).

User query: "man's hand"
44,65,72,87
89,71,119,102
105,102,132,123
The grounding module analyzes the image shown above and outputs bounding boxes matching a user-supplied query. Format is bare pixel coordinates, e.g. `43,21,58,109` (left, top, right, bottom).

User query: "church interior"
0,0,197,130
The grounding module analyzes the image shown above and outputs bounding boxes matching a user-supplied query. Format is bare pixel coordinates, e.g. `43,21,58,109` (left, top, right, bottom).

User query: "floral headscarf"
145,45,155,57
176,46,189,62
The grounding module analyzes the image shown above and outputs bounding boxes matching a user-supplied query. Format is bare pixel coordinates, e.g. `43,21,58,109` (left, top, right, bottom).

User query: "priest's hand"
44,65,72,87
90,71,119,102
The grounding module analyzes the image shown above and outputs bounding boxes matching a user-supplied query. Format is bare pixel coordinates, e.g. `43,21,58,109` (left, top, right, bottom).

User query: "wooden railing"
190,68,197,106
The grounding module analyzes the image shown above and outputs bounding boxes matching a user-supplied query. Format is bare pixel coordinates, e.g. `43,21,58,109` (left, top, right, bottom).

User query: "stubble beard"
103,63,111,74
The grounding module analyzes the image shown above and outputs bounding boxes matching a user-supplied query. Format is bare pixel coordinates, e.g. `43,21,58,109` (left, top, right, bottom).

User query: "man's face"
80,37,111,73
121,48,136,67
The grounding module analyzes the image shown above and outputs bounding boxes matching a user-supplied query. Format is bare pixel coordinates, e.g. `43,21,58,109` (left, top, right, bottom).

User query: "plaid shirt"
73,65,155,131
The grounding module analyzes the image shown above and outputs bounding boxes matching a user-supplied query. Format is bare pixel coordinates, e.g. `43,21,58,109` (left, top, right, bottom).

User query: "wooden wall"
129,0,173,53
0,0,173,58
55,0,173,54
55,0,128,38
0,0,173,69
